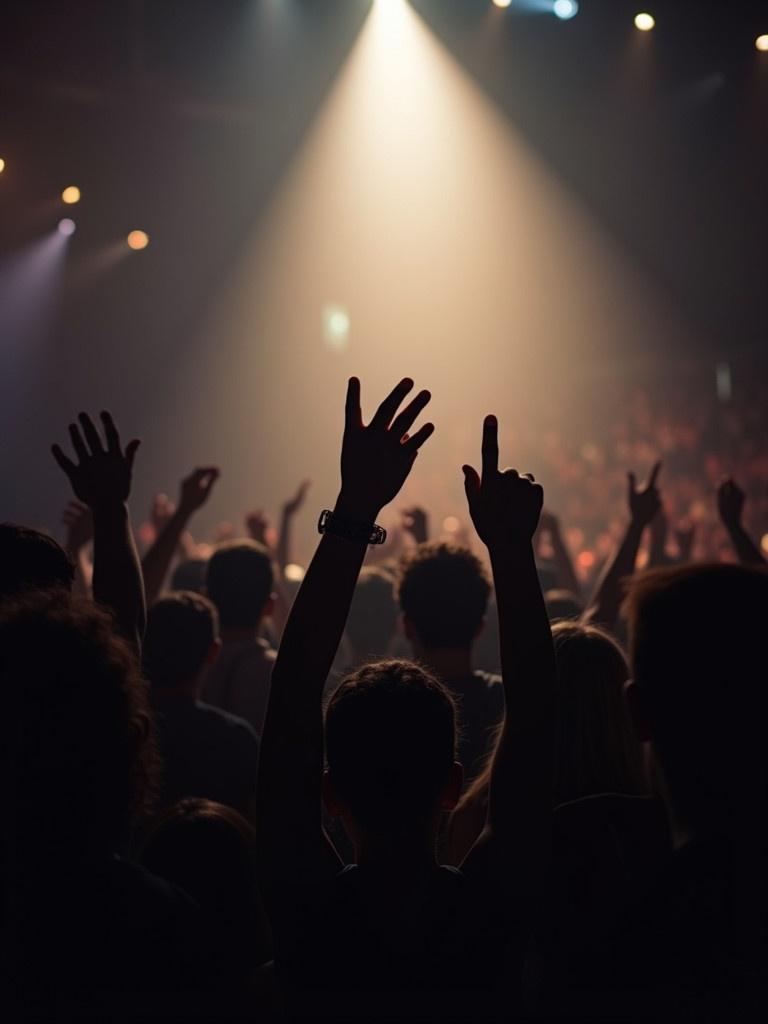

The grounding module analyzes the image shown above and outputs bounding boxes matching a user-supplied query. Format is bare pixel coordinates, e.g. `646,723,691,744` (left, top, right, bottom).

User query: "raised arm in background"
459,417,556,895
674,520,696,563
401,506,429,546
52,411,145,649
582,462,661,632
538,509,580,595
717,477,766,567
62,499,93,596
276,479,311,571
141,467,219,605
256,377,434,885
648,507,671,568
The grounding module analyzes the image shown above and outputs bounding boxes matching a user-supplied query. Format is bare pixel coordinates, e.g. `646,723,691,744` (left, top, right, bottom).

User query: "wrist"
333,493,382,524
90,500,129,520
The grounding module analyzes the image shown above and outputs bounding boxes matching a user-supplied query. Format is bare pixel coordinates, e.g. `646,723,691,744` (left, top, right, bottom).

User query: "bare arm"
582,462,661,631
717,478,766,567
141,468,219,605
256,378,435,886
540,509,580,595
460,417,556,894
52,411,145,649
276,479,311,571
62,500,93,596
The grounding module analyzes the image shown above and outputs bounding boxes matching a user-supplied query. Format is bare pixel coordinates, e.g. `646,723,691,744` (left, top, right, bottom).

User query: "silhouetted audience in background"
1,375,766,1023
143,592,260,817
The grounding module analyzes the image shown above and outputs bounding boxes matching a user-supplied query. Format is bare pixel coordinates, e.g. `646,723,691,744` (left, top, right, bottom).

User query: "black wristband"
318,509,387,546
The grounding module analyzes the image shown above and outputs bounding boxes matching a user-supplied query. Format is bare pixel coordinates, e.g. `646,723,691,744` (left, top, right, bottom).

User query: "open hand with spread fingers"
52,411,140,510
337,377,434,521
462,415,543,549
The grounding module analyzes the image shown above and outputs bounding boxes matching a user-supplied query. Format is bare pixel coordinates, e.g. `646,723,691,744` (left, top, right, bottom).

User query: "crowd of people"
1,379,766,1022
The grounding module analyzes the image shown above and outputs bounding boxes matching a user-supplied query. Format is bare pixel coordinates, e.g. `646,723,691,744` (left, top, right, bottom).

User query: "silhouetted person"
0,522,74,598
398,542,503,783
616,563,768,1019
344,566,399,666
257,381,557,1020
0,593,203,1020
202,540,276,734
143,592,260,816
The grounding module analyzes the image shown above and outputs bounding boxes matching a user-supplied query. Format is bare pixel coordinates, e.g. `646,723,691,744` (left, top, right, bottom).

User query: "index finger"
345,377,362,428
481,415,498,480
100,411,122,454
369,378,414,431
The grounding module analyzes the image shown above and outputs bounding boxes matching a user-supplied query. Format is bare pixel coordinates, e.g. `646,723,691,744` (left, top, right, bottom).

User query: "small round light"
284,563,306,583
58,218,76,236
756,35,768,52
0,158,5,174
553,0,578,20
322,304,351,351
634,12,655,31
61,185,81,204
443,516,461,534
127,230,149,251
492,0,512,8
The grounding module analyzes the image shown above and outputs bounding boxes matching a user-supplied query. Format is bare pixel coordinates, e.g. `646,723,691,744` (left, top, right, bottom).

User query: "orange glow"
61,186,81,204
126,230,149,251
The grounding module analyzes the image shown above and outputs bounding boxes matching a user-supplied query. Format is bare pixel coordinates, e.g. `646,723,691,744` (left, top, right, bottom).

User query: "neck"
412,645,473,680
354,825,440,874
220,625,259,644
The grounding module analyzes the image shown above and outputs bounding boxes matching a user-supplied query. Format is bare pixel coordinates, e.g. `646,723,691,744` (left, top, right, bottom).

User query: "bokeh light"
634,13,655,32
492,0,513,9
553,1,579,20
322,304,351,350
443,516,461,534
126,230,150,251
57,218,76,236
756,35,768,52
0,158,5,174
61,186,81,204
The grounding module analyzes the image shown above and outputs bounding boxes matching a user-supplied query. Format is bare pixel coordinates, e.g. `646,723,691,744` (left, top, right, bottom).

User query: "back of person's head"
170,556,209,594
552,622,644,805
346,567,398,662
398,542,490,650
205,540,274,631
143,592,219,692
624,563,768,838
140,798,257,911
0,523,74,599
545,589,584,623
325,659,459,833
0,591,156,854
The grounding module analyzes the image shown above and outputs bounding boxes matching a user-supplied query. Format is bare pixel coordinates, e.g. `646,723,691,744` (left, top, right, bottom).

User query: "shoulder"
194,701,260,743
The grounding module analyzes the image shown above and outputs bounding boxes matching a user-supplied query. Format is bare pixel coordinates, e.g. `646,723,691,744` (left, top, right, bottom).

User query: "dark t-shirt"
272,863,527,1021
443,671,504,785
153,696,260,815
4,856,204,1020
202,638,276,735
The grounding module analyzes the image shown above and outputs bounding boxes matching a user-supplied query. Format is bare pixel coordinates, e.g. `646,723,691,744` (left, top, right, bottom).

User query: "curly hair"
0,591,158,852
0,523,74,599
325,659,457,830
397,542,491,649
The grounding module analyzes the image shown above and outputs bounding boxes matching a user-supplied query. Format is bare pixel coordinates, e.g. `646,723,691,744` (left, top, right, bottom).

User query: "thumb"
462,464,480,506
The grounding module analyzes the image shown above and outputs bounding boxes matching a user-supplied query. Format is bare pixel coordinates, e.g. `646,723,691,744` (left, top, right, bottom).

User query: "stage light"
284,563,306,583
553,1,578,19
61,185,81,204
756,35,768,52
57,218,76,236
322,304,351,350
0,158,5,173
443,516,460,534
492,0,513,9
634,13,655,31
126,230,149,251
761,535,768,555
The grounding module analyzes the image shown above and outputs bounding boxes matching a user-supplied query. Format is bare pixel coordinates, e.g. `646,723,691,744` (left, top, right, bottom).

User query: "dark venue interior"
1,2,766,1021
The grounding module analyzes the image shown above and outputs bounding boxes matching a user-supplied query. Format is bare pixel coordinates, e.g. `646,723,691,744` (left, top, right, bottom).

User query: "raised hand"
52,412,140,509
717,477,745,530
62,500,93,553
179,467,220,515
337,377,434,520
462,415,543,549
401,506,429,545
150,493,176,534
245,509,270,545
283,480,311,518
628,461,662,529
674,520,696,562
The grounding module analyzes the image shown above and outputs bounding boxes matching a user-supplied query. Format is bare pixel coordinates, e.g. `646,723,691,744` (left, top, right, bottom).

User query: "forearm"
276,511,292,571
141,507,191,605
551,529,580,595
92,503,146,648
583,519,644,630
725,522,767,567
487,541,556,831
